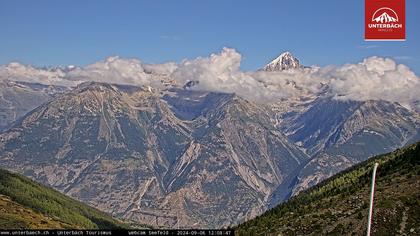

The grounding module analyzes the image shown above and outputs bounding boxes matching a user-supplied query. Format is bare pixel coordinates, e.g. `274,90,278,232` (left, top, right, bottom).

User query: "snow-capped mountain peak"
263,51,301,71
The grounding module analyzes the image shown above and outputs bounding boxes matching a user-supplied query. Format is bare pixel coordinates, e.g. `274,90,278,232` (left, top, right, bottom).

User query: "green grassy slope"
0,194,74,229
0,168,128,229
236,142,420,235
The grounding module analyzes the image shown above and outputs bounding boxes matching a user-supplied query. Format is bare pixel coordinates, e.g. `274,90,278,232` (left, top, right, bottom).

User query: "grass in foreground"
0,168,128,229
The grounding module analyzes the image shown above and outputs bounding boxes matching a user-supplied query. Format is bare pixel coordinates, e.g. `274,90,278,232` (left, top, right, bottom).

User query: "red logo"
365,0,405,41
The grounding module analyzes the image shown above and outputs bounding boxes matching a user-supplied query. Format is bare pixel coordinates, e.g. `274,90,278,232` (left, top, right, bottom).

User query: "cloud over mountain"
326,57,419,108
65,56,177,87
171,48,419,109
0,62,72,86
171,48,273,101
0,48,419,109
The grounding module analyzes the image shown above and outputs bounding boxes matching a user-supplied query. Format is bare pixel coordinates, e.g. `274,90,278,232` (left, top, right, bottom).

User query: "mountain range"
0,51,419,228
0,82,308,227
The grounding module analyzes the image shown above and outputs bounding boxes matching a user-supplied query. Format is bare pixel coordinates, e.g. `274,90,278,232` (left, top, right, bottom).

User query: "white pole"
367,162,379,236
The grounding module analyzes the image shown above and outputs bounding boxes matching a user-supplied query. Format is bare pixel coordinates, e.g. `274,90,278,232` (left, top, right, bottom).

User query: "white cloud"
326,57,420,108
65,56,151,85
171,48,290,102
0,56,179,88
64,56,179,88
1,48,419,110
172,48,420,109
142,62,178,76
0,62,76,86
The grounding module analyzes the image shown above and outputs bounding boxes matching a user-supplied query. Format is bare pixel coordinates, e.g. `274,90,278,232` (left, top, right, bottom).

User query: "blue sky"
0,0,419,73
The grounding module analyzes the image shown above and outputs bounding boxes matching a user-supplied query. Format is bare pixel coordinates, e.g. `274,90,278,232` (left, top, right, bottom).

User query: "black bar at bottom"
0,230,234,236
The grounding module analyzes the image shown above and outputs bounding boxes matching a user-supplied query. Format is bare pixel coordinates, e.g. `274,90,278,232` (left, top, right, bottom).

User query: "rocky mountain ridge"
0,82,309,228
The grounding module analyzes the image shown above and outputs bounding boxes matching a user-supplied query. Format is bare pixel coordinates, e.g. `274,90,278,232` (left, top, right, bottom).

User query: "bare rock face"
0,82,308,228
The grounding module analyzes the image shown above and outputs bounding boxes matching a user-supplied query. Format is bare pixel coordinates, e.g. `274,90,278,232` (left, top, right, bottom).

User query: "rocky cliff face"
0,82,308,228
